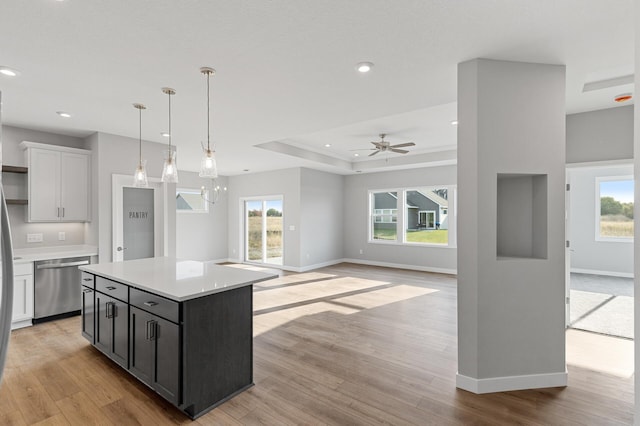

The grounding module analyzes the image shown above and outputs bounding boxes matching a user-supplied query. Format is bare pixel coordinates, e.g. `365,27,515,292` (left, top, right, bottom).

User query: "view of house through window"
370,187,451,245
176,188,209,213
405,189,448,244
371,192,398,240
598,178,634,239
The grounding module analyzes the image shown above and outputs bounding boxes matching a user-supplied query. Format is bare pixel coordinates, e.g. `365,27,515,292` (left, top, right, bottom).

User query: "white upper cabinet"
21,141,91,222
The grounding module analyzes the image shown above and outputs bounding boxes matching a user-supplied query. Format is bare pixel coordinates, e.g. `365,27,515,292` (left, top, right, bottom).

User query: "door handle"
116,246,127,252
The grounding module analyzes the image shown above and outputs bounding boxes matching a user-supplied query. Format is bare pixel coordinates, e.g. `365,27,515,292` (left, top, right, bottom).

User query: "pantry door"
112,174,167,262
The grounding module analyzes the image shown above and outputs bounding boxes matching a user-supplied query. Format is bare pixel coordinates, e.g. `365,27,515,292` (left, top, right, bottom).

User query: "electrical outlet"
27,233,43,243
58,232,66,241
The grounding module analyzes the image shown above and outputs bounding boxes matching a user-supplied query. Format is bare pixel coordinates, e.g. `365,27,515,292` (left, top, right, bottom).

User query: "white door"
112,175,167,262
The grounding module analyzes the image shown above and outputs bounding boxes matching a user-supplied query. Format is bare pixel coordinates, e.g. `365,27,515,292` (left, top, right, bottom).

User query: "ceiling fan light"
199,148,218,178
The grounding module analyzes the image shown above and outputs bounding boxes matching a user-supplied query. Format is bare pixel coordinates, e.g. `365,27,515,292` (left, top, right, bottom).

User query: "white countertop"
80,257,278,302
13,245,98,263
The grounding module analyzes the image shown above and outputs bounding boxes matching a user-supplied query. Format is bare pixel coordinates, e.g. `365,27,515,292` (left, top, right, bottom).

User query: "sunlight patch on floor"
566,329,634,378
254,301,361,336
333,285,438,310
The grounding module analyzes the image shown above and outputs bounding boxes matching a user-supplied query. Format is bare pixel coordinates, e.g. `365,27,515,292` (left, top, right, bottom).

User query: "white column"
457,59,567,393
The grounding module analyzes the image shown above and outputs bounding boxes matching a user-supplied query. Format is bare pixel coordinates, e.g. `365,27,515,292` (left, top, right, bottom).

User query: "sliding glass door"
245,198,283,266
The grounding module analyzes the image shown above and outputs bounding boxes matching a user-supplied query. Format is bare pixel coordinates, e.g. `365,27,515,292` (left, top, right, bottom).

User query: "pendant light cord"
207,71,211,151
138,107,142,165
168,91,172,153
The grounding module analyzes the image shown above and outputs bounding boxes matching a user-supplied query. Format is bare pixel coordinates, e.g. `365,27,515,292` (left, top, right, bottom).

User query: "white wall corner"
456,371,568,394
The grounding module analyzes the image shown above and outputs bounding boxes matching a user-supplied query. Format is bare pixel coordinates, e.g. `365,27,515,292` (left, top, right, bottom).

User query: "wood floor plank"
55,392,114,425
0,262,634,425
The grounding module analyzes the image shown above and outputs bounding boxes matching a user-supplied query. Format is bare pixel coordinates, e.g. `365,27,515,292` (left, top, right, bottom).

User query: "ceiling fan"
353,133,416,157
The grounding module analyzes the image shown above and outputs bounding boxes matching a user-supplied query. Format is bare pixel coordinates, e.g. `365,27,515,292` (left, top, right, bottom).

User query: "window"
371,192,398,240
369,187,453,246
176,188,209,213
596,177,634,241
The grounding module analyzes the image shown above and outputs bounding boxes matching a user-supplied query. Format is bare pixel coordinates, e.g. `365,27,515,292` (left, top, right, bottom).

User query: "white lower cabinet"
11,262,34,329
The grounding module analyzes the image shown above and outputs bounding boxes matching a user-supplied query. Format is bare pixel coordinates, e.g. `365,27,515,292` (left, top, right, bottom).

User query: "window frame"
594,175,634,243
176,187,210,214
368,186,455,247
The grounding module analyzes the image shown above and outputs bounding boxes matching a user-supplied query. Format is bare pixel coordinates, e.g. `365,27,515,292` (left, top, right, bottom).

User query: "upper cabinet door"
60,152,89,221
22,142,91,223
28,148,61,222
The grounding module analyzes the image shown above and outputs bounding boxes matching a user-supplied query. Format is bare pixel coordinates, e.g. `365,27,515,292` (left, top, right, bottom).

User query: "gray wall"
343,165,457,272
566,105,633,164
176,171,229,261
227,168,301,268
90,132,176,262
1,125,86,249
458,59,566,385
299,168,344,267
569,165,633,276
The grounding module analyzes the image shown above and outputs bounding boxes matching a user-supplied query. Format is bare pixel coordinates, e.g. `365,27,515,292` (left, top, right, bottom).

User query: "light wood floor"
0,263,634,425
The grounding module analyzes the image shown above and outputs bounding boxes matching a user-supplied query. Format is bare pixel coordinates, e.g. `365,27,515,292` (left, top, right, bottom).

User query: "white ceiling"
0,0,634,176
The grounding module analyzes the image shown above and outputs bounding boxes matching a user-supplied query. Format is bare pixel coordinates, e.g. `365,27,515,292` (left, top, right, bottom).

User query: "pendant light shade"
132,103,148,187
161,87,179,183
199,67,218,178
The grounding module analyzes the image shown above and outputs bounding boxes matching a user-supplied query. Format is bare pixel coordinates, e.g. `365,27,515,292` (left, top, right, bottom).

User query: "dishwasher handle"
36,260,90,270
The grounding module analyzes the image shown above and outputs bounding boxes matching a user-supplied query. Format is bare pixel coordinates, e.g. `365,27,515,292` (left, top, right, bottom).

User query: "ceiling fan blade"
368,150,380,157
390,149,409,154
349,148,377,151
390,142,415,148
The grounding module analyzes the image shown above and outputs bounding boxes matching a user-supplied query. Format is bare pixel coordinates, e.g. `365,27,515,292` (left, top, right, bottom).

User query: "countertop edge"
80,264,278,302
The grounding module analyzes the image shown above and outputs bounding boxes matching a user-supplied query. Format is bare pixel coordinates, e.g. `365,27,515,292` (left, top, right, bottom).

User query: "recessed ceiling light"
324,144,331,148
354,153,360,157
161,132,170,137
56,111,72,118
356,62,374,73
451,120,458,126
614,93,632,103
0,66,19,77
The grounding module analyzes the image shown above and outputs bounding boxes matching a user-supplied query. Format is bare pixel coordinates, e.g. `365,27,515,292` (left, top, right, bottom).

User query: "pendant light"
132,103,148,187
199,67,218,178
161,87,179,183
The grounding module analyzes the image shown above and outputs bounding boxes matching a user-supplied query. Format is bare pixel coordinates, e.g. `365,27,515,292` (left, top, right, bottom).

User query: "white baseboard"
571,268,633,278
456,370,567,394
342,258,457,275
220,257,457,275
11,319,33,330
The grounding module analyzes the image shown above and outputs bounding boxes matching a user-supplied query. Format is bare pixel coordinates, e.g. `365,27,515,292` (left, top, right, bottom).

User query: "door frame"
239,195,284,266
112,174,168,262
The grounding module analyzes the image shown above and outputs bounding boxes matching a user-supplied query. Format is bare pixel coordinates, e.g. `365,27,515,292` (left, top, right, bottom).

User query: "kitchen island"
79,257,277,419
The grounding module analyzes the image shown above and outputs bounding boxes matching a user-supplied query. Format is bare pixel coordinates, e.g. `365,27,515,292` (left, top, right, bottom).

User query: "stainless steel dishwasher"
33,256,91,322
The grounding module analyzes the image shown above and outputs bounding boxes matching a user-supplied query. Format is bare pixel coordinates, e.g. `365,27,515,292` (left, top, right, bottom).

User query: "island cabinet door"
94,292,129,369
81,286,95,343
129,306,181,405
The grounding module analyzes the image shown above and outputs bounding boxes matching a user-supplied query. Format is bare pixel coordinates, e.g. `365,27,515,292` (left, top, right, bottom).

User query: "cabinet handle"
82,288,93,294
57,207,60,218
106,302,116,319
145,320,157,340
105,286,116,291
143,301,158,307
83,278,93,282
62,207,65,217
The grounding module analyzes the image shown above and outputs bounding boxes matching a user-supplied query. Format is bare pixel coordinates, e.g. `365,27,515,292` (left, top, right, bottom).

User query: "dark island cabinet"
130,306,180,405
92,276,130,369
80,272,254,420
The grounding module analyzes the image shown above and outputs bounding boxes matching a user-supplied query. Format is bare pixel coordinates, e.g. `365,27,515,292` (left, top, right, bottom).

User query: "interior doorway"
112,174,167,262
243,197,283,266
565,163,634,377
